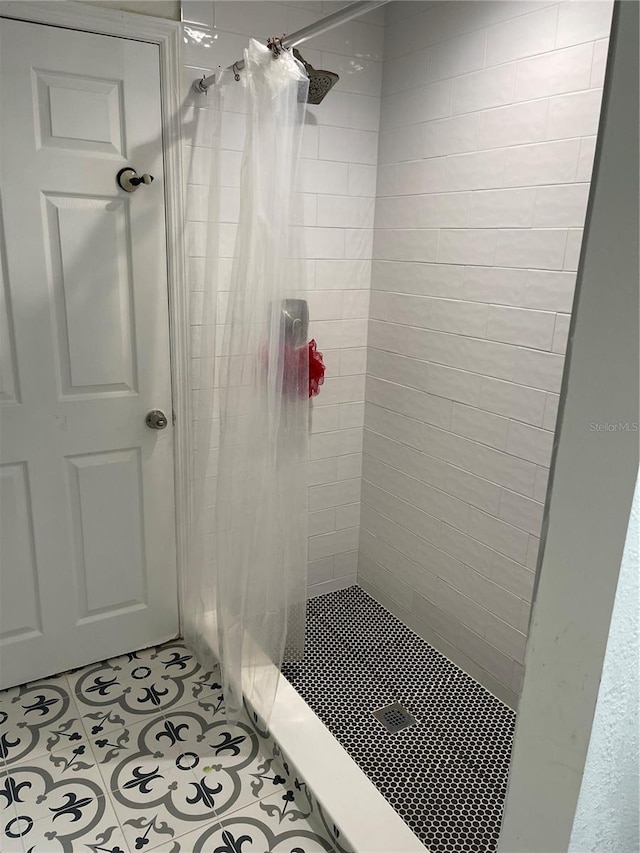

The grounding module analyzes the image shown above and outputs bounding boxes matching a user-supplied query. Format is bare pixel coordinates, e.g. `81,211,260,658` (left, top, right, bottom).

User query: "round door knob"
146,409,168,430
117,167,155,193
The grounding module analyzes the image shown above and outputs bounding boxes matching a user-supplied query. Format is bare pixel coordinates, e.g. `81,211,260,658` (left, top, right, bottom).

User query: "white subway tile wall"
183,2,384,598
361,0,613,706
183,0,611,705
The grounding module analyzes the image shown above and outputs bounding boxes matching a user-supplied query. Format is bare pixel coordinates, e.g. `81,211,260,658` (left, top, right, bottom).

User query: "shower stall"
0,0,636,851
180,0,620,849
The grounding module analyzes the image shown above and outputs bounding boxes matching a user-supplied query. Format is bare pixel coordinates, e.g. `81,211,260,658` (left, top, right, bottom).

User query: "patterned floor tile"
87,712,177,794
252,737,349,853
0,743,104,828
98,714,218,850
9,792,129,853
0,775,22,853
93,697,292,850
0,675,87,768
69,642,222,734
219,791,335,852
0,819,24,853
0,738,127,852
152,790,334,853
0,637,338,853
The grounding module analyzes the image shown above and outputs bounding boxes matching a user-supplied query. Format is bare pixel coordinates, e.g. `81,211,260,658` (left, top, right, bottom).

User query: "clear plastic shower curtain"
184,40,310,726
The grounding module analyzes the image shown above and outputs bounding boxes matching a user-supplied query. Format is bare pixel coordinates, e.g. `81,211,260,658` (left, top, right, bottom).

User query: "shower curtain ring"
232,61,242,81
267,35,287,57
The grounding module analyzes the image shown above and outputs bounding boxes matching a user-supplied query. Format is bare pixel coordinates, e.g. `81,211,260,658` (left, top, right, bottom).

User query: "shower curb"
244,672,429,853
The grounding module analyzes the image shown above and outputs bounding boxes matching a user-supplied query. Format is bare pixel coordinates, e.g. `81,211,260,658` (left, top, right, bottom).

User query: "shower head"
293,49,339,105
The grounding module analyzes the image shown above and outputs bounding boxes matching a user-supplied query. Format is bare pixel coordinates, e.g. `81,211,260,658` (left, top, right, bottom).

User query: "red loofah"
261,338,326,399
308,339,325,398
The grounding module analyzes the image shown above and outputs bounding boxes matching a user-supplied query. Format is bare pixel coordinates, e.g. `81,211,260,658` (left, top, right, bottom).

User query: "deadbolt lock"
146,409,168,430
117,167,155,193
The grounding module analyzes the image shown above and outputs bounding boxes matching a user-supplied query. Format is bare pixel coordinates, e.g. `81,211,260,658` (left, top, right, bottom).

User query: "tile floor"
0,640,340,853
282,586,516,853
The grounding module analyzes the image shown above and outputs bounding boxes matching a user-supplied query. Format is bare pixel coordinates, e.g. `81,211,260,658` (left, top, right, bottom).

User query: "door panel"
43,193,137,395
0,18,179,688
34,70,125,157
0,462,41,641
0,207,20,403
67,448,148,622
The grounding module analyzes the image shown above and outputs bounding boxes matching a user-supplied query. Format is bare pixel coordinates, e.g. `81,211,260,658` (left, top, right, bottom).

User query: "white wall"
358,0,613,706
499,0,639,845
79,0,180,19
182,1,384,597
569,471,640,853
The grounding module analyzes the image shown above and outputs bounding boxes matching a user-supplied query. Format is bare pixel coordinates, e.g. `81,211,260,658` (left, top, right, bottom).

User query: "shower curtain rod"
193,0,389,94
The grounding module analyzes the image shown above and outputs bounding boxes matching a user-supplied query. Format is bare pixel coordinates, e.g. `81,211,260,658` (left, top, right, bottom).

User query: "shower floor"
282,585,516,853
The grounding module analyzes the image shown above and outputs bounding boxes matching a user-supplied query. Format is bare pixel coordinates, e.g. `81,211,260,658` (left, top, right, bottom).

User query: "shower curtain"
184,39,311,725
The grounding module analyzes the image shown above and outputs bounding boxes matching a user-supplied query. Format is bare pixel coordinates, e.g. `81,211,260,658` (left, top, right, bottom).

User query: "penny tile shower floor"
0,641,337,852
282,586,516,853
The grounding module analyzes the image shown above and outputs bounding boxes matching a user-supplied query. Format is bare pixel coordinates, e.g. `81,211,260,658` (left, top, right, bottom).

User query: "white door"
0,19,179,688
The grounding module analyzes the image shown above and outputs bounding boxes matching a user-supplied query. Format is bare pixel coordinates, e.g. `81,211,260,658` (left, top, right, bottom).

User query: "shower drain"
372,701,417,734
